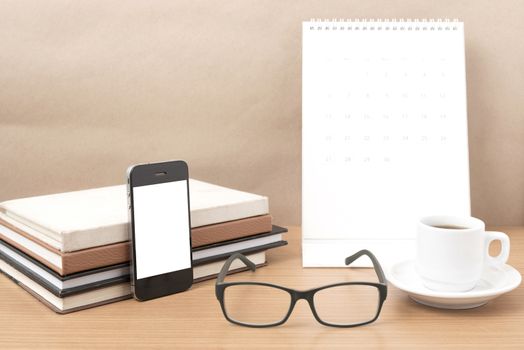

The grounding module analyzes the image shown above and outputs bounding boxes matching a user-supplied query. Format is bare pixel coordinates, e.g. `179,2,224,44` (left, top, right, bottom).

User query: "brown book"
191,215,272,247
0,214,272,276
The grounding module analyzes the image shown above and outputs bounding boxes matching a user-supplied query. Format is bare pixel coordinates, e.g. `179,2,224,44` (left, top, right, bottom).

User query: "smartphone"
127,160,193,301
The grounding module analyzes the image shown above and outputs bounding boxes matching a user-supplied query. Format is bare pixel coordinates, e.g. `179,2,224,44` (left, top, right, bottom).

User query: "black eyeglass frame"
215,250,388,328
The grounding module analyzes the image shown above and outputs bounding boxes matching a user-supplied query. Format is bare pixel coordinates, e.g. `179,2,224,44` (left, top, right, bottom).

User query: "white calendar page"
302,20,470,267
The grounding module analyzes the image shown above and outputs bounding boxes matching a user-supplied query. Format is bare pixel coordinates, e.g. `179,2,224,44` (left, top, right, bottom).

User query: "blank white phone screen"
133,180,191,280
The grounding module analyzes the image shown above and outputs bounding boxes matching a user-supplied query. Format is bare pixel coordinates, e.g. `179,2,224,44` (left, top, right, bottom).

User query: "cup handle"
485,231,510,268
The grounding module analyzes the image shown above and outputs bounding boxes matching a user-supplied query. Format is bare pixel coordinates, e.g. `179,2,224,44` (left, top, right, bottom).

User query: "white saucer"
387,260,522,309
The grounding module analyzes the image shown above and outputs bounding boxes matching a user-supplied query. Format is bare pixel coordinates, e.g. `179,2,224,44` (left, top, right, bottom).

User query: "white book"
0,179,269,252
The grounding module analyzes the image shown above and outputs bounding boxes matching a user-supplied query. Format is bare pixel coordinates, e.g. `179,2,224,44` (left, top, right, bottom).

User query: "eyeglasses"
215,250,387,328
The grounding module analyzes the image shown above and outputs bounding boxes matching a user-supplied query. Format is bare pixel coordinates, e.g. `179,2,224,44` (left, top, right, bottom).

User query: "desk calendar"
302,19,471,267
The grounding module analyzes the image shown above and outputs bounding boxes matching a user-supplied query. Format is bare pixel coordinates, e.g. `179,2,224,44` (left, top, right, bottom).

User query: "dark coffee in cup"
431,225,468,230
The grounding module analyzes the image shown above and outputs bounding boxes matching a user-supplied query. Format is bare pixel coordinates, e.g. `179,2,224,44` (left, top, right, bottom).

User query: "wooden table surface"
1,226,523,349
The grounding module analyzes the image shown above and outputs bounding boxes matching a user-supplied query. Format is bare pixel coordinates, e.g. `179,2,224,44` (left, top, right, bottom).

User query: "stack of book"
0,179,287,313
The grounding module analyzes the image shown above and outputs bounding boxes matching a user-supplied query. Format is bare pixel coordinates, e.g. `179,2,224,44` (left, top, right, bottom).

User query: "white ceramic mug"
416,216,510,292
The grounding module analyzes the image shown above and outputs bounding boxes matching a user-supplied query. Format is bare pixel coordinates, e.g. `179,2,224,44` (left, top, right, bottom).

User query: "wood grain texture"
0,226,523,349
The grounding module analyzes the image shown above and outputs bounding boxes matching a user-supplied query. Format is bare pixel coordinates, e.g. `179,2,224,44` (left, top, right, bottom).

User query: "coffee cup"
416,216,510,292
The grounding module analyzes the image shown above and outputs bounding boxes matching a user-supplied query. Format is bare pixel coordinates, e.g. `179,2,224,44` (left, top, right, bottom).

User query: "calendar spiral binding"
306,18,461,31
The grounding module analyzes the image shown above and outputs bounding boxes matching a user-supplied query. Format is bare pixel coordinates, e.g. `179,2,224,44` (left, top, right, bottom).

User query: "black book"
0,225,288,297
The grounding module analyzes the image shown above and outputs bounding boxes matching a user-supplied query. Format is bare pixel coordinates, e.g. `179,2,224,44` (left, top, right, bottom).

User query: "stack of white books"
0,179,287,313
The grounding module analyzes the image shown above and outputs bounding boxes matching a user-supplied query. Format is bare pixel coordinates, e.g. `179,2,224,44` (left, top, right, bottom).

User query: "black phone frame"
128,160,193,301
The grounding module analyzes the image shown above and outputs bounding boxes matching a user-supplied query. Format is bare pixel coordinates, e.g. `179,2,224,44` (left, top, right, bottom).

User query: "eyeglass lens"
224,284,291,326
313,284,380,325
223,283,380,326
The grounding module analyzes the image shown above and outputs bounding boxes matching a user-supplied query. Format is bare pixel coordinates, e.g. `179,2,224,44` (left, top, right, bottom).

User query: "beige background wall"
1,0,523,226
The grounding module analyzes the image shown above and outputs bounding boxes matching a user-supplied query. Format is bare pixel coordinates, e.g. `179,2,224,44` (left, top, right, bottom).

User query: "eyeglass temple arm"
345,249,387,284
216,253,256,286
